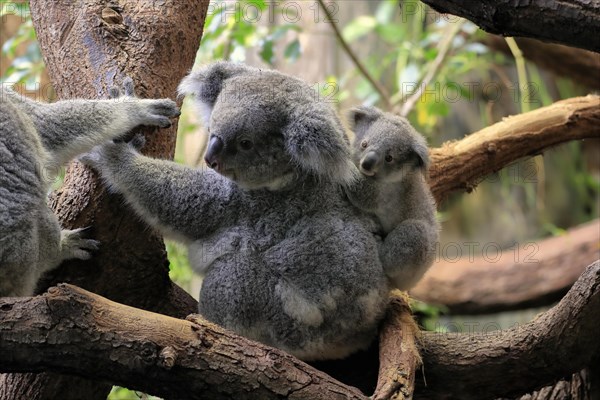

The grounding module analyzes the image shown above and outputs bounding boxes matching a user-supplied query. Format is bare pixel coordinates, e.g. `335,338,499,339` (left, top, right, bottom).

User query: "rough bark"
420,0,600,52
428,95,600,204
415,261,600,400
0,1,209,399
510,369,593,400
411,219,600,314
1,262,598,400
0,285,367,400
486,36,600,90
373,291,421,400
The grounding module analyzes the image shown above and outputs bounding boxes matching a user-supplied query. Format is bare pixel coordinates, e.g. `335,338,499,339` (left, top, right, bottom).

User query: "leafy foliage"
198,0,302,65
0,1,45,85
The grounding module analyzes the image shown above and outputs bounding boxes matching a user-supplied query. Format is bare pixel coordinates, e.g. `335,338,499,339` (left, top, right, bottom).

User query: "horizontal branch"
428,95,600,203
410,219,600,314
420,0,600,52
2,261,598,399
415,261,600,399
0,285,367,400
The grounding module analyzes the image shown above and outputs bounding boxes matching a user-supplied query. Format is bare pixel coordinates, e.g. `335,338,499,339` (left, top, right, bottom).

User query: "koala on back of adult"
81,62,388,361
0,79,179,296
345,106,439,290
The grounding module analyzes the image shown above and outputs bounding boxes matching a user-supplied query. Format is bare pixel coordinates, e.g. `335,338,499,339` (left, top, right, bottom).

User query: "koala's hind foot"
60,228,100,262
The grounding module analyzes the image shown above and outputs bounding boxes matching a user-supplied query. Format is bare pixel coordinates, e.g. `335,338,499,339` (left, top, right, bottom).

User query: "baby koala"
345,106,439,290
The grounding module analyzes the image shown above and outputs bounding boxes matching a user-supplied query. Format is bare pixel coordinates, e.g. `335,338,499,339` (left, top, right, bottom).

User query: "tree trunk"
0,1,209,399
420,0,600,52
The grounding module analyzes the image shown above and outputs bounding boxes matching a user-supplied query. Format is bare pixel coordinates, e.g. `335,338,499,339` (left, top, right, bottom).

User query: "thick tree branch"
1,262,598,400
513,369,593,400
420,0,600,52
428,95,600,204
415,261,600,399
486,36,600,90
411,219,600,314
0,285,367,400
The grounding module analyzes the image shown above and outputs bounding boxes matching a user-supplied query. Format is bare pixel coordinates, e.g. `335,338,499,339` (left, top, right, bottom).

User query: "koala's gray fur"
0,79,179,297
345,106,439,290
81,62,388,361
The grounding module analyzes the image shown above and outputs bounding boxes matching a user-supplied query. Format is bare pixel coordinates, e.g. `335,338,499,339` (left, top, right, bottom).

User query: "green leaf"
242,0,266,12
342,16,377,42
284,39,301,62
375,24,405,44
259,39,275,64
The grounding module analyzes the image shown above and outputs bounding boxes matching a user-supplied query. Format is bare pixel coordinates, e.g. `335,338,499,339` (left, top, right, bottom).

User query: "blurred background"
2,1,598,398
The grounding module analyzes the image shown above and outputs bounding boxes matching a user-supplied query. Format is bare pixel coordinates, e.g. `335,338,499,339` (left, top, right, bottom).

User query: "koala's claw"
60,228,101,262
139,99,180,128
109,77,137,100
151,99,181,117
123,77,136,97
156,116,172,128
109,86,121,100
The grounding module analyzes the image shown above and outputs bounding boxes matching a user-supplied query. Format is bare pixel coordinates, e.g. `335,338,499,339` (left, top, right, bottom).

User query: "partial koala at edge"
0,79,180,296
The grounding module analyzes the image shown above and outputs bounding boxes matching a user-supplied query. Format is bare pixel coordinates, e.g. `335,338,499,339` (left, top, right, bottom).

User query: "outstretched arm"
5,79,179,166
80,139,239,243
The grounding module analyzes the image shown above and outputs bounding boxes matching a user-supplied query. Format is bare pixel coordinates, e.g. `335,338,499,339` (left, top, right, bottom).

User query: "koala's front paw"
60,228,101,262
137,98,181,128
110,77,181,129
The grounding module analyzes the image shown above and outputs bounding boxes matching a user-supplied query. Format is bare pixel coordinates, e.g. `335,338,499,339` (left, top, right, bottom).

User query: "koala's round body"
189,172,388,360
85,62,390,360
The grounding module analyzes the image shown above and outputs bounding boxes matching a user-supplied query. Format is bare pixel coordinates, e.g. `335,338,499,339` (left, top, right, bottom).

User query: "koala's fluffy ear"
412,133,431,170
283,103,358,185
178,62,251,125
348,106,382,138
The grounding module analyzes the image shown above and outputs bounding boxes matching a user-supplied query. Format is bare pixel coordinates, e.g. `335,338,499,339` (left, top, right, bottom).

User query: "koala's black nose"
360,152,379,175
205,136,224,169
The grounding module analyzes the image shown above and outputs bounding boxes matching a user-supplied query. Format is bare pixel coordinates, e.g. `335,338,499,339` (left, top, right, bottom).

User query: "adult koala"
82,62,388,361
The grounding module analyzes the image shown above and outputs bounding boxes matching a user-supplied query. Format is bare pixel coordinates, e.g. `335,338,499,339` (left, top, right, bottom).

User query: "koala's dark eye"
360,140,368,149
385,154,394,163
239,139,254,151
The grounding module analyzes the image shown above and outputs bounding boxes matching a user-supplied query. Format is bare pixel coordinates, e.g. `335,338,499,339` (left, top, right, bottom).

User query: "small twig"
505,37,546,210
398,20,466,117
505,37,530,114
316,0,391,108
